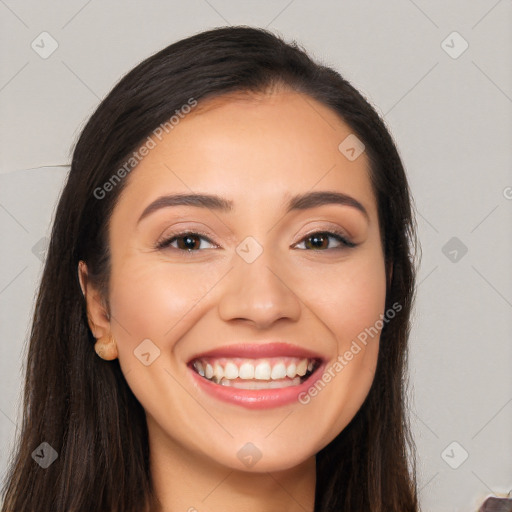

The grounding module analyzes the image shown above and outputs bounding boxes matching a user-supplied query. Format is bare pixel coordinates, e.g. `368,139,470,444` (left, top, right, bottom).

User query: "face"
82,90,387,473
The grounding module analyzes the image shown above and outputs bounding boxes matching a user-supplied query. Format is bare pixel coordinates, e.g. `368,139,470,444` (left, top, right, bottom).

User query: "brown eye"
305,233,329,250
175,234,202,250
295,231,356,251
157,232,216,251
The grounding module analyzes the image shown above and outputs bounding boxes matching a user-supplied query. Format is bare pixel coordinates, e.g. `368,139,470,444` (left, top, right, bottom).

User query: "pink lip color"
188,360,327,410
188,342,325,362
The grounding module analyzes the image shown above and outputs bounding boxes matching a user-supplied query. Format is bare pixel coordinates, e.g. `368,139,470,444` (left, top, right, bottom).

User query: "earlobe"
94,333,118,360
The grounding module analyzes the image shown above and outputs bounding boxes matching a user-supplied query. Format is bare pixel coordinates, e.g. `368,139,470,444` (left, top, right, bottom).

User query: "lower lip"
188,362,327,410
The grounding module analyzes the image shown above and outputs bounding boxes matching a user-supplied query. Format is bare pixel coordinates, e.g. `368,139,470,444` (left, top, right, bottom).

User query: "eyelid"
292,221,353,242
293,229,356,249
155,230,219,250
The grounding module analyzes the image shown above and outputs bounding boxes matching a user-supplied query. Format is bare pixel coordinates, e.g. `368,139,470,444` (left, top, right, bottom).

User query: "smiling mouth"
189,356,322,389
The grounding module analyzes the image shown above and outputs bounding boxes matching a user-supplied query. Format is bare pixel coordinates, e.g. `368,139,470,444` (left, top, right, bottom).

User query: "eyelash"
155,229,356,253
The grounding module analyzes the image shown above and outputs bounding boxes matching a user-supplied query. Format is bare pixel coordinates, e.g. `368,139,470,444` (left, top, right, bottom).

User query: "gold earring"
94,333,118,360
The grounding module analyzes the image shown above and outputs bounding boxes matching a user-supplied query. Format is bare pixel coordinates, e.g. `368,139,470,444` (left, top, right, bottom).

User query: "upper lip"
187,342,326,363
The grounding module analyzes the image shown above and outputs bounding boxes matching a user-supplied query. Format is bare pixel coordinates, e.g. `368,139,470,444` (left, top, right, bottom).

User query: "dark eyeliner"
295,230,357,250
155,231,216,251
155,229,356,252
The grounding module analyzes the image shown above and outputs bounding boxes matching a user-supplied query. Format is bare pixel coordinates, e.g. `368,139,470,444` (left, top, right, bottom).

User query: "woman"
1,26,419,511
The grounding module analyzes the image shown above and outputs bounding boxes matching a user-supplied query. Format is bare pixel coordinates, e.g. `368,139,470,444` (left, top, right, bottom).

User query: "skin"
79,89,387,512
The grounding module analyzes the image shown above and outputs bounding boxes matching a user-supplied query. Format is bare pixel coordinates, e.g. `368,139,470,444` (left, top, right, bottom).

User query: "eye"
293,230,356,250
156,229,356,253
156,231,217,252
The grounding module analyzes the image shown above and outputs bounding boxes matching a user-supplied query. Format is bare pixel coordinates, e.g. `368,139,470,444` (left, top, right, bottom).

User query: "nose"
217,251,302,329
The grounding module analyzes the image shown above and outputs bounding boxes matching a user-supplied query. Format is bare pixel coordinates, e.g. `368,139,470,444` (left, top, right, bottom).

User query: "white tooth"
254,361,271,380
213,363,224,381
220,378,231,386
271,362,287,380
224,361,239,380
307,360,314,372
286,363,297,379
205,363,214,379
193,360,205,377
296,359,308,377
239,362,255,379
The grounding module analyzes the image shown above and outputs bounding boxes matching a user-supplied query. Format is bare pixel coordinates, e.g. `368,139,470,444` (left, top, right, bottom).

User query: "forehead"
112,90,378,221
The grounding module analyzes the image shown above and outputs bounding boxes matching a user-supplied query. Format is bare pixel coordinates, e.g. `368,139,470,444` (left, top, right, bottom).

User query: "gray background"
1,1,511,510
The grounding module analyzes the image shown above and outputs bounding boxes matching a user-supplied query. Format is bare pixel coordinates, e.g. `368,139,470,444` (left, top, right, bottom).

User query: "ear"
78,260,111,338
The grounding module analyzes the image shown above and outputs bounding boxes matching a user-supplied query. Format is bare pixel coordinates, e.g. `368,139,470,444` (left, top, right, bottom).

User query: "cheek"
292,250,386,445
294,248,387,345
108,257,222,353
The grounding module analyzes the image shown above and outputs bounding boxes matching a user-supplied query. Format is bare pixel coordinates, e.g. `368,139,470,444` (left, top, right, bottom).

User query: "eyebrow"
136,190,369,224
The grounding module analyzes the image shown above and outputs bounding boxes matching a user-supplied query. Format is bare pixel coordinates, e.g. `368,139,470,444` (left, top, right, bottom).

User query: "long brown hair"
1,26,419,511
